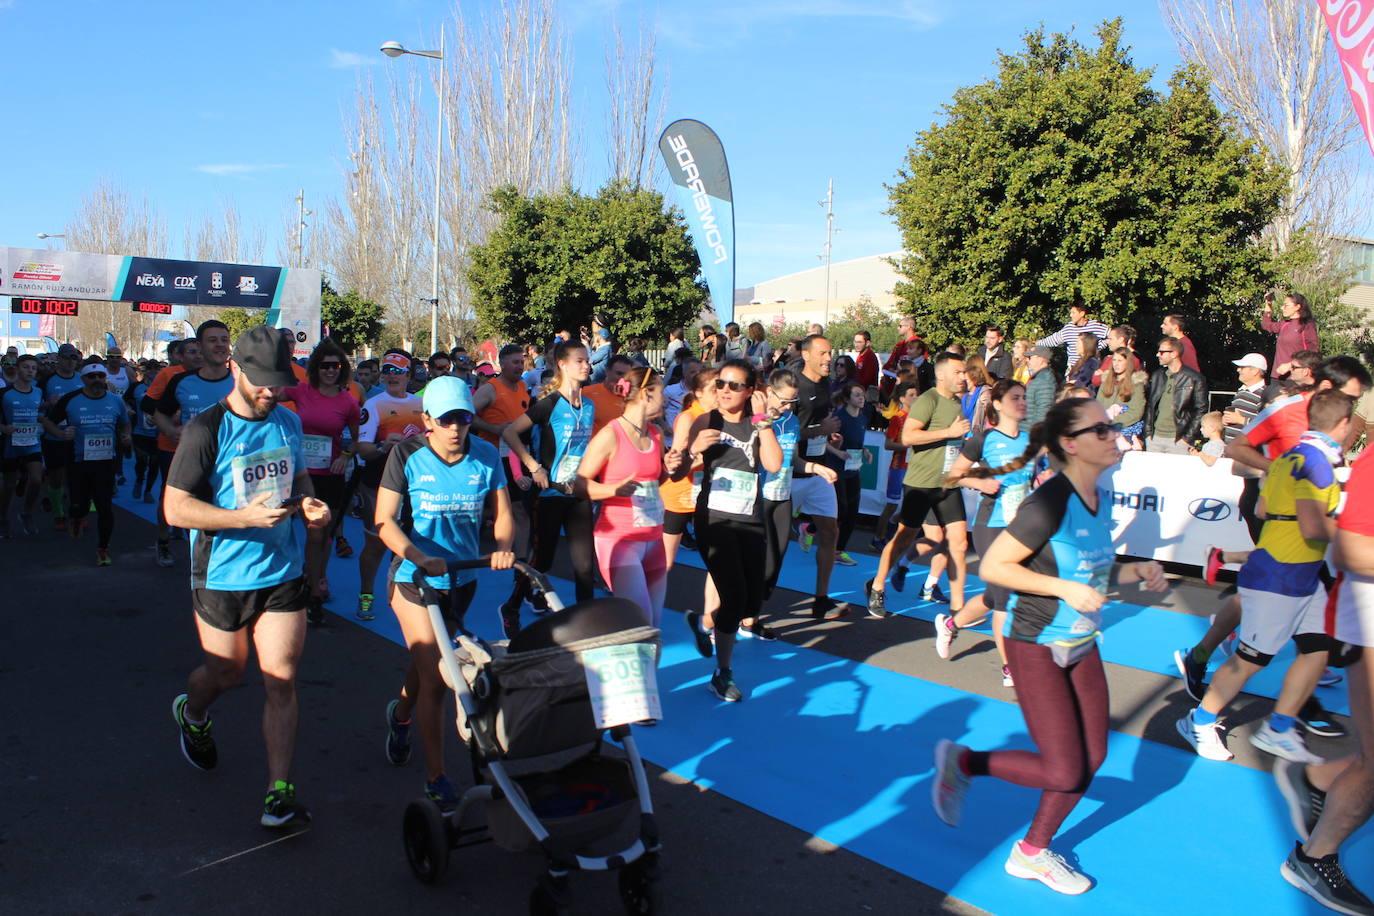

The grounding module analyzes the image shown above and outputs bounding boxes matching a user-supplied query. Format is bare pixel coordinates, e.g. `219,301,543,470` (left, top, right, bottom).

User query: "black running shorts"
192,576,309,632
899,485,966,529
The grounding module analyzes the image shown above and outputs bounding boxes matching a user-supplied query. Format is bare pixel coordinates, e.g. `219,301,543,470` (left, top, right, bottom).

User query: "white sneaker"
1251,722,1326,764
931,739,971,827
1001,665,1014,688
933,613,956,660
1176,709,1234,761
1004,843,1092,895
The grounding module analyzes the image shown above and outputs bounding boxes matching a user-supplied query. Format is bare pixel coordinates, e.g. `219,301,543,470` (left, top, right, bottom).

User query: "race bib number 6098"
231,446,293,508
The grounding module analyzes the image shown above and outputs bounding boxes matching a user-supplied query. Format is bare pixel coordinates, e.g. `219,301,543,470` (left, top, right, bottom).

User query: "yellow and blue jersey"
1238,441,1340,597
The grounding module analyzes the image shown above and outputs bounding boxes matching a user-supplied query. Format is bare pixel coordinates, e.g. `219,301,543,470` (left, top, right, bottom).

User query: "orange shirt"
144,364,186,452
477,376,530,447
585,383,625,436
659,402,704,515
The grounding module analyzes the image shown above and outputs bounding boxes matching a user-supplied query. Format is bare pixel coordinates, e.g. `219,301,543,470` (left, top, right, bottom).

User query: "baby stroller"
402,559,664,915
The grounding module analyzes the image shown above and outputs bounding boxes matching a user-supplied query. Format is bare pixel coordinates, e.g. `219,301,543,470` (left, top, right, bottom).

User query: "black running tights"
516,495,595,603
68,460,116,549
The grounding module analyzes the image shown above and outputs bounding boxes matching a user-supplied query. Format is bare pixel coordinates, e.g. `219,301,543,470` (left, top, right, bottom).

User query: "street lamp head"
37,232,65,240
380,41,406,58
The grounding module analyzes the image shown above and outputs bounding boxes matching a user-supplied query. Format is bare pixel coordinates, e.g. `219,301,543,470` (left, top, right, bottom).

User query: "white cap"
1232,353,1268,371
79,363,109,378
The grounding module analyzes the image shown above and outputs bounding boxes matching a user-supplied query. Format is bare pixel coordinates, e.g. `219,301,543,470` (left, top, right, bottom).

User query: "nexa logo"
1188,497,1231,521
666,134,729,265
135,273,164,287
1107,490,1163,512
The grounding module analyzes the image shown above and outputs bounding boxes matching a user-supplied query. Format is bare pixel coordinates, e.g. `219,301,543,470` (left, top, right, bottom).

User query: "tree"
468,181,706,344
888,20,1287,375
217,308,266,341
320,280,386,352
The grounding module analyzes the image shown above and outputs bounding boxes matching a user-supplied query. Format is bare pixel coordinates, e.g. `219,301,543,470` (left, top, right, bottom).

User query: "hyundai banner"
658,119,735,326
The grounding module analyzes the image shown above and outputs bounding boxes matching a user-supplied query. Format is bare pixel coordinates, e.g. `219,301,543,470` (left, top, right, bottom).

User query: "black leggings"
514,494,595,603
762,498,792,599
68,460,116,548
965,640,1109,848
699,515,766,633
836,473,861,550
132,436,160,489
1239,476,1262,544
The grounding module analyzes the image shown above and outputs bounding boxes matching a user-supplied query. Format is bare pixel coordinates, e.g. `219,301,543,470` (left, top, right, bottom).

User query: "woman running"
931,379,1030,686
930,397,1168,896
832,380,871,567
376,377,514,809
755,367,805,638
576,367,682,628
501,340,597,633
279,340,361,621
677,359,782,702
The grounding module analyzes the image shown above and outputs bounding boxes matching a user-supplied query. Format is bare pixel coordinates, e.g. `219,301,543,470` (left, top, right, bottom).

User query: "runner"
1177,390,1354,764
472,343,533,563
501,340,597,627
676,359,783,701
832,380,873,566
375,376,514,808
1,354,45,537
930,397,1167,895
866,352,971,619
278,339,361,624
756,367,806,638
39,343,83,532
354,350,426,621
871,382,919,549
577,366,680,627
1272,440,1374,914
584,354,633,436
164,326,329,828
103,345,132,486
147,330,218,567
126,362,162,503
41,361,132,564
934,379,1031,686
791,335,851,620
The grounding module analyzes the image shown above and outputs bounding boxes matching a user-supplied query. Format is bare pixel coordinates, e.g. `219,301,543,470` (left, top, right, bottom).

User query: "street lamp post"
381,25,445,353
37,233,68,337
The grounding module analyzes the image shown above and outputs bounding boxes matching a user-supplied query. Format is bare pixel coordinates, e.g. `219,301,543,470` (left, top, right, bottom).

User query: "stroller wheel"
618,858,663,915
402,799,450,884
529,876,573,916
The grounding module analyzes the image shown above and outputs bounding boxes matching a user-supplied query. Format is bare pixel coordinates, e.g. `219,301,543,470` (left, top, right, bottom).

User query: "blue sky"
2,1,1198,287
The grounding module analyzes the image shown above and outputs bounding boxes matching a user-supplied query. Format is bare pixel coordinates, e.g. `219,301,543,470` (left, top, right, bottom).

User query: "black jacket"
976,345,1014,381
1145,366,1208,441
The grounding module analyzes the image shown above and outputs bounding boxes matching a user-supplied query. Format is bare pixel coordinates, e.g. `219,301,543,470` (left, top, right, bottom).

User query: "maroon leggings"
965,638,1109,848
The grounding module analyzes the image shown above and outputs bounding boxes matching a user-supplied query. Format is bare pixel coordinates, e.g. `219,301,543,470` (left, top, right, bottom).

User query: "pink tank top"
594,419,665,541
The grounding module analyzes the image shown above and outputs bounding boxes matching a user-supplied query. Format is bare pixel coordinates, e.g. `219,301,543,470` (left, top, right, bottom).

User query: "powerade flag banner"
658,119,735,326
1321,1,1374,157
105,332,117,351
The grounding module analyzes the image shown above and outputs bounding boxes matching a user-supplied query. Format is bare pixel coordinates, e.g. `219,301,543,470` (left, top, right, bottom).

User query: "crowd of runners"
2,296,1373,913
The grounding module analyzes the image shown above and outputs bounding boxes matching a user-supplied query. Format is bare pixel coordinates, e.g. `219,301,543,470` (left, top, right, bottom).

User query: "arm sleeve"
357,401,382,443
525,393,556,430
1004,478,1069,554
165,415,219,494
1260,314,1282,334
379,441,412,493
1302,322,1319,351
1118,387,1146,428
959,431,986,462
156,373,184,416
1035,326,1065,348
48,390,77,424
909,392,936,427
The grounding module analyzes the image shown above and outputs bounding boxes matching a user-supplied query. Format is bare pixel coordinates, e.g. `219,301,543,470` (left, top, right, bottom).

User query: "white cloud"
195,163,288,176
329,48,378,69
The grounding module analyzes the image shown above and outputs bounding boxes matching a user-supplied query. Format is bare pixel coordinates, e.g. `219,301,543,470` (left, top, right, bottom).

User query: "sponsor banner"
267,268,323,359
1321,1,1374,158
0,247,125,299
856,439,1252,565
119,256,282,309
658,119,735,326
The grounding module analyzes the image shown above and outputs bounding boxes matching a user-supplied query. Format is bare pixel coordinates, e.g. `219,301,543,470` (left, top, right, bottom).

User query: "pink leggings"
965,639,1109,848
594,536,668,628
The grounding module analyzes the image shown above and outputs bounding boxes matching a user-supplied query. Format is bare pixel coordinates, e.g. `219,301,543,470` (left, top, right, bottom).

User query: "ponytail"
538,340,587,399
953,397,1094,485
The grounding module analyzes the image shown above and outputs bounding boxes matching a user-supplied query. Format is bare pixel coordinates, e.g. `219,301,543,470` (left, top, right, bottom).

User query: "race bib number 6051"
231,446,293,508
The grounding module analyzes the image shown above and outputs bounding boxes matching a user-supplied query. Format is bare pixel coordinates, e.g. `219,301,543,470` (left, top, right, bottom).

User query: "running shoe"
142,488,155,504
1173,647,1208,702
798,523,814,553
1280,843,1374,916
686,611,714,658
156,541,174,568
334,535,354,559
306,596,325,627
385,699,412,766
69,518,87,540
934,613,957,660
356,593,375,621
1252,722,1326,764
1004,843,1092,896
864,579,888,619
171,694,217,771
19,513,38,535
1318,667,1345,688
868,536,886,551
744,621,778,641
1176,708,1233,761
95,548,111,567
1204,546,1225,586
835,551,857,566
1273,758,1325,842
921,583,949,604
1299,697,1347,739
261,780,310,828
931,739,971,827
811,595,850,620
709,668,744,702
1002,665,1015,688
891,564,909,593
425,774,461,810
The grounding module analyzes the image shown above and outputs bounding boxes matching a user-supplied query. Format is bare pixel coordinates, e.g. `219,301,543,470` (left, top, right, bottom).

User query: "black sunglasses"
713,379,750,392
319,361,342,370
435,409,474,427
1066,422,1123,440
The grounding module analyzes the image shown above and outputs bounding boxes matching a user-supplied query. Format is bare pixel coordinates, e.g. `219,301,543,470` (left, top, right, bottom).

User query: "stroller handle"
411,557,551,594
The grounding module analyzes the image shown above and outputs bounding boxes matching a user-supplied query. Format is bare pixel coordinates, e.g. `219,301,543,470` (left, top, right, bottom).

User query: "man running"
472,343,532,559
791,335,850,619
165,325,329,828
143,336,207,566
1,354,45,537
39,343,84,531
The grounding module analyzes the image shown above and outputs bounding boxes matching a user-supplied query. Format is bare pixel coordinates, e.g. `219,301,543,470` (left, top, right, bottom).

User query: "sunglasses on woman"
1066,421,1123,440
434,409,474,427
713,379,750,392
319,361,342,370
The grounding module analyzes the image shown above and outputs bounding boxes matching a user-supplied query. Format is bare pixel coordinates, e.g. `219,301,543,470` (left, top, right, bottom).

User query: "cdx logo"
174,276,196,289
1188,497,1231,522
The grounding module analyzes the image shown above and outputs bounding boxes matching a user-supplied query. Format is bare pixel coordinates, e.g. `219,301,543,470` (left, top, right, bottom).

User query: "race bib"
582,643,661,728
11,423,38,448
761,468,794,502
554,452,582,485
941,442,961,473
83,432,114,461
302,435,332,471
805,435,827,457
844,448,864,473
631,481,664,528
707,466,757,517
231,446,293,509
1000,481,1029,524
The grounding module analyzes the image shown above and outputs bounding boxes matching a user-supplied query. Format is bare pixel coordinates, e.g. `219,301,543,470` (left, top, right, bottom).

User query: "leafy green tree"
217,308,266,341
468,180,707,345
888,20,1286,378
320,280,385,352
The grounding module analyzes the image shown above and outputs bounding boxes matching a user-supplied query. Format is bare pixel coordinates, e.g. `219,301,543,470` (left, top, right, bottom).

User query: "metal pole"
822,179,834,328
296,189,305,268
430,22,444,353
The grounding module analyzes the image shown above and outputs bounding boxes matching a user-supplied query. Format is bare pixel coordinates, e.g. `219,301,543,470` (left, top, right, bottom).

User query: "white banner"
0,247,123,299
271,268,324,359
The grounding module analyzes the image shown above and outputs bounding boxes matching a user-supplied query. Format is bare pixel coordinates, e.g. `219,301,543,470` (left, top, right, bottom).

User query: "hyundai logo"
1188,498,1231,522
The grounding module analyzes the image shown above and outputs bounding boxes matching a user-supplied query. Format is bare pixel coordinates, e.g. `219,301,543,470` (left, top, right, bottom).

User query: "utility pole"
820,179,836,328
